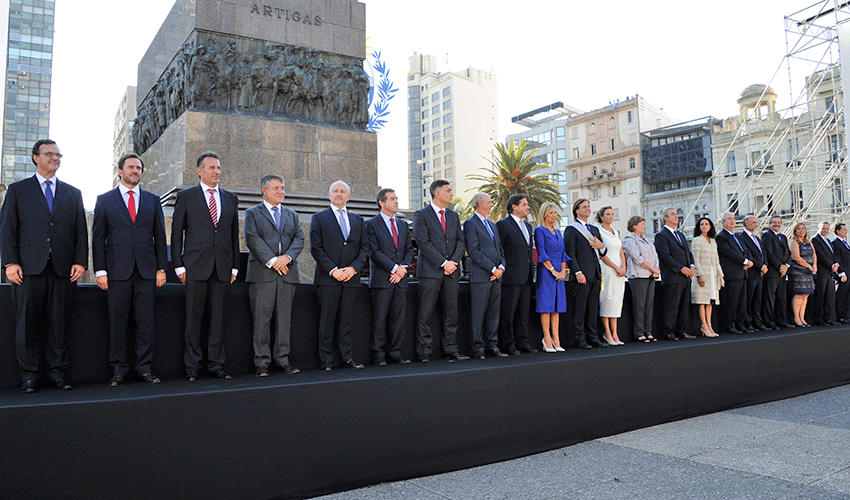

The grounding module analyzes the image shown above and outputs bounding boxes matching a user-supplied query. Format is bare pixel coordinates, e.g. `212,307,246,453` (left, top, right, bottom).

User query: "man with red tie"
92,153,167,386
171,151,240,382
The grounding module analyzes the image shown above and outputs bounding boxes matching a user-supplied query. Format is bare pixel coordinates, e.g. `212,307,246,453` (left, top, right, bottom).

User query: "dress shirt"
175,182,238,278
475,212,504,274
743,229,762,252
772,230,791,267
431,202,450,267
380,211,400,274
263,200,282,268
511,213,530,245
35,171,54,199
328,204,351,275
724,228,750,265
665,224,696,268
96,183,143,278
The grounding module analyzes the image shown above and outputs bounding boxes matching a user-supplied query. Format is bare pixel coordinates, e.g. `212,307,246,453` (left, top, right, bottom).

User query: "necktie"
485,219,495,243
439,209,446,232
390,217,398,248
751,234,761,251
44,179,53,213
338,209,349,239
208,188,218,226
272,206,280,230
732,233,744,251
844,240,850,251
128,190,136,223
519,220,529,244
674,230,683,247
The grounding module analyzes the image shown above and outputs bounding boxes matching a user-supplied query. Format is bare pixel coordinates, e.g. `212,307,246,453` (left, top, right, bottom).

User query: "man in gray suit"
244,174,304,376
464,193,508,360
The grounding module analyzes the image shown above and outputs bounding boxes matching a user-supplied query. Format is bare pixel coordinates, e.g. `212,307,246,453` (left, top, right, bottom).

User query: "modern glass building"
1,0,54,186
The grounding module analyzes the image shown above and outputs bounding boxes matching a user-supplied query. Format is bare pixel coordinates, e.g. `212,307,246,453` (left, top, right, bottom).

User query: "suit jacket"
412,206,464,279
812,233,842,278
762,229,791,279
653,226,694,285
0,175,87,276
463,214,505,283
244,203,303,284
833,237,850,277
715,229,750,281
170,185,240,282
366,214,413,289
739,231,766,280
564,222,606,282
92,187,167,281
497,216,534,286
310,207,368,287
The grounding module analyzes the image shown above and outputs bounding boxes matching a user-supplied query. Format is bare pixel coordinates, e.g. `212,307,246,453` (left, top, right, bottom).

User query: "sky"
49,0,824,209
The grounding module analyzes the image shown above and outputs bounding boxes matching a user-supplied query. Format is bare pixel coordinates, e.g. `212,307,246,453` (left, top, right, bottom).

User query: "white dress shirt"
175,182,238,278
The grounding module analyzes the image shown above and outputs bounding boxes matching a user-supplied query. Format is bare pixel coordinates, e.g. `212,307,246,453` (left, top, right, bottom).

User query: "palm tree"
447,195,473,220
467,139,563,223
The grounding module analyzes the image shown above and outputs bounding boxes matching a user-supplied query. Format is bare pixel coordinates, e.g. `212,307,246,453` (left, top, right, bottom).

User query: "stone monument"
134,0,380,280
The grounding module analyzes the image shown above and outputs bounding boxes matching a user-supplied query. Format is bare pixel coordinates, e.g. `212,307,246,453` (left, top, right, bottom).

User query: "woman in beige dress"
691,217,723,337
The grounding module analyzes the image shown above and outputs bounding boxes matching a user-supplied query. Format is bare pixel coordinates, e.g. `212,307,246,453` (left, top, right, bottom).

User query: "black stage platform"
1,324,849,499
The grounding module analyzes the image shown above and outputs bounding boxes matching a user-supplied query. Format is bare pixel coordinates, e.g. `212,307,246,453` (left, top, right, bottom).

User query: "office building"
112,85,136,187
407,53,498,208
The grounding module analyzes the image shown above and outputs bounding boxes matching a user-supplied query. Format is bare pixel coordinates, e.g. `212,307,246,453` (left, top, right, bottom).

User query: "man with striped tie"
171,151,240,382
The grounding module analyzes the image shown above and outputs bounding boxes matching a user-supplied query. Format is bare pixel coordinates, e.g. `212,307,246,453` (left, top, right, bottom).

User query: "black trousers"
317,285,358,365
108,267,155,377
499,283,532,351
744,274,764,327
721,278,747,331
417,276,459,359
12,261,74,382
370,284,406,360
184,273,229,372
469,280,501,353
762,276,788,326
810,272,836,324
837,279,850,321
661,281,690,337
567,277,601,344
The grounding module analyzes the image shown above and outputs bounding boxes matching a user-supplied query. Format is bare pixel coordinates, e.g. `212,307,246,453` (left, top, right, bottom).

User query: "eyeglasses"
39,152,63,159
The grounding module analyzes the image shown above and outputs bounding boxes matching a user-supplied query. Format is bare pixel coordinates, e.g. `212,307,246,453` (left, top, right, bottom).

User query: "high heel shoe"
603,336,618,346
542,340,557,353
554,345,565,352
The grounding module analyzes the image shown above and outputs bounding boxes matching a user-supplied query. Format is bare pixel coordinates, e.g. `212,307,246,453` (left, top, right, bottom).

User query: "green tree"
447,195,473,220
467,139,563,223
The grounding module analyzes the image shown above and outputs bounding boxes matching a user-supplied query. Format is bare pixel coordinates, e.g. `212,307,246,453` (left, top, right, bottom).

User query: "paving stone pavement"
312,384,850,499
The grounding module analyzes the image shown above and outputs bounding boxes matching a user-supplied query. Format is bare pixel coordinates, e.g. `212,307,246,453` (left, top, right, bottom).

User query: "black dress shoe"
473,350,486,360
517,345,538,354
213,369,232,380
109,374,124,387
420,357,430,363
389,356,411,364
281,364,300,374
726,328,743,334
505,347,521,356
743,327,755,333
575,341,592,349
186,370,199,382
588,338,608,347
255,366,269,377
322,363,333,371
20,379,37,393
444,352,470,361
680,333,696,340
839,318,850,324
825,319,839,326
374,357,387,367
752,322,767,330
54,378,73,390
763,322,777,330
487,347,509,358
664,334,679,341
344,359,364,369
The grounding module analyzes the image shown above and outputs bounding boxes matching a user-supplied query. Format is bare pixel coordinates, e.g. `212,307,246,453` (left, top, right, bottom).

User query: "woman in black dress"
788,222,816,327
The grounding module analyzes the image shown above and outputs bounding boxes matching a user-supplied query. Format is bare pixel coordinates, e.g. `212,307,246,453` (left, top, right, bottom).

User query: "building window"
556,126,565,141
444,127,452,135
629,180,638,194
608,117,615,128
421,110,429,119
443,87,451,97
445,154,453,164
591,166,598,176
572,169,578,181
445,167,454,176
444,140,453,150
612,162,617,172
629,157,636,169
589,122,596,134
422,149,430,157
572,127,578,139
421,97,429,106
423,161,429,170
727,150,736,176
557,171,568,186
433,158,441,168
573,147,580,159
443,113,452,124
443,100,451,110
432,92,439,101
610,139,615,151
556,149,566,164
422,123,429,132
423,136,430,145
591,144,597,155
433,144,442,155
433,130,441,140
432,105,439,115
627,110,634,123
432,118,440,128
591,188,600,199
611,183,619,197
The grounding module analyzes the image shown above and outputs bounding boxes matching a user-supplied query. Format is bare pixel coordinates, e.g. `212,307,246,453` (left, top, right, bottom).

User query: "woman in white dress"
595,206,626,346
690,217,723,337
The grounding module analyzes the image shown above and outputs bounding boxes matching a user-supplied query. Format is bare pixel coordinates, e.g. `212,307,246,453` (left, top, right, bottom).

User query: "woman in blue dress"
535,202,571,352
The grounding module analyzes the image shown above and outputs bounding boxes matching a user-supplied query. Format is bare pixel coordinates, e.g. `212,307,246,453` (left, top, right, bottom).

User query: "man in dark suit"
739,215,769,331
564,198,608,348
0,139,87,392
92,153,167,387
716,211,753,334
171,151,240,382
497,194,536,355
653,207,696,341
832,223,850,324
366,188,414,366
310,180,368,371
762,215,792,329
244,174,304,377
810,221,845,325
413,179,469,362
464,193,507,360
